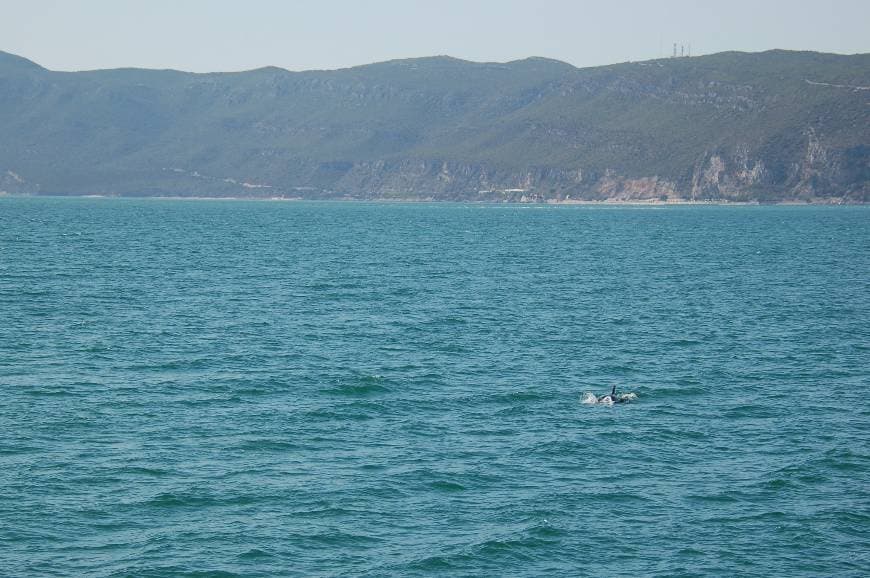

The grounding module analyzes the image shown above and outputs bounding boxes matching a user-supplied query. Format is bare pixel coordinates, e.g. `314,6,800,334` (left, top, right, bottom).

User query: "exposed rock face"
591,174,677,201
0,169,38,195
327,160,588,201
793,127,834,196
302,144,862,202
689,151,768,201
691,154,728,200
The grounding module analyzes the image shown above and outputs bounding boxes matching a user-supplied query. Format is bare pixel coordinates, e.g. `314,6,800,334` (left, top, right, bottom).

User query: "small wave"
405,554,458,571
464,390,547,412
709,510,790,524
147,492,208,508
236,439,300,452
722,403,780,419
126,357,214,372
23,388,80,397
667,338,705,347
404,531,549,571
528,521,567,539
0,445,40,455
238,548,274,560
305,401,389,421
494,390,546,403
429,480,466,492
144,491,260,509
687,491,743,505
309,530,383,546
653,385,708,398
117,466,171,478
326,380,391,397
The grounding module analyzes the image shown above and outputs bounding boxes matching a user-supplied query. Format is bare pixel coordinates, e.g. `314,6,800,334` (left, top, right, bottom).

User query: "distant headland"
0,49,867,202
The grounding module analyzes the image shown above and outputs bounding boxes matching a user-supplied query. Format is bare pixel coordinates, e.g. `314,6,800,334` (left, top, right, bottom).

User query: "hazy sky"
2,0,869,72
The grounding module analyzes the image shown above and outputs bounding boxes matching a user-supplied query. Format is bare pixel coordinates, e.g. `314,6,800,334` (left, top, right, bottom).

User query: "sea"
1,197,868,577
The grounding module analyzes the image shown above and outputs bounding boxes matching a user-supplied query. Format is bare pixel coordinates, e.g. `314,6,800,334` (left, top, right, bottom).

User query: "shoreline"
0,192,864,206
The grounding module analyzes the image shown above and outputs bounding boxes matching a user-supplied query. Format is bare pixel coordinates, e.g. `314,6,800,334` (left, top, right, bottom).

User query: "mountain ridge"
1,49,867,201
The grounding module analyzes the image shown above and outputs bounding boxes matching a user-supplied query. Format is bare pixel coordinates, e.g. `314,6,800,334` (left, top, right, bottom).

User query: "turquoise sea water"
1,198,868,577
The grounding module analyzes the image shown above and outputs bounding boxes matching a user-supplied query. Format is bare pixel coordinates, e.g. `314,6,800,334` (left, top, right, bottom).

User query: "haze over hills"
0,49,867,201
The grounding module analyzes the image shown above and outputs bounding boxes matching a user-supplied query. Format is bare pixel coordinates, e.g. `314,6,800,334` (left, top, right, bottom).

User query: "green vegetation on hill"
0,50,867,201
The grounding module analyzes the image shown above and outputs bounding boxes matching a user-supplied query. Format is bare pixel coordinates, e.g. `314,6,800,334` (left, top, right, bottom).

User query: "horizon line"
2,47,868,76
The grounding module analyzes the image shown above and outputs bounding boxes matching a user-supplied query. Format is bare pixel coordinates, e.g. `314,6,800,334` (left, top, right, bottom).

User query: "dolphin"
598,384,629,404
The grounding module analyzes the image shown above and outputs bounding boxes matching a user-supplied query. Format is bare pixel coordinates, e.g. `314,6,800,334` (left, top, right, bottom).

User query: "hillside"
0,50,868,201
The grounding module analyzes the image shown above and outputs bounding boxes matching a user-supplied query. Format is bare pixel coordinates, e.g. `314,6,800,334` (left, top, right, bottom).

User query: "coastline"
1,193,863,205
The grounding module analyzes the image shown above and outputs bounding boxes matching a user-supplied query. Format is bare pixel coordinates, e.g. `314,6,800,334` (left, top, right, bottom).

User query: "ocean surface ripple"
1,199,868,577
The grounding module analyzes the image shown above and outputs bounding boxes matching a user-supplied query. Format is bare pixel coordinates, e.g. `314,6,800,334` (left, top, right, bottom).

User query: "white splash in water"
581,391,637,405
